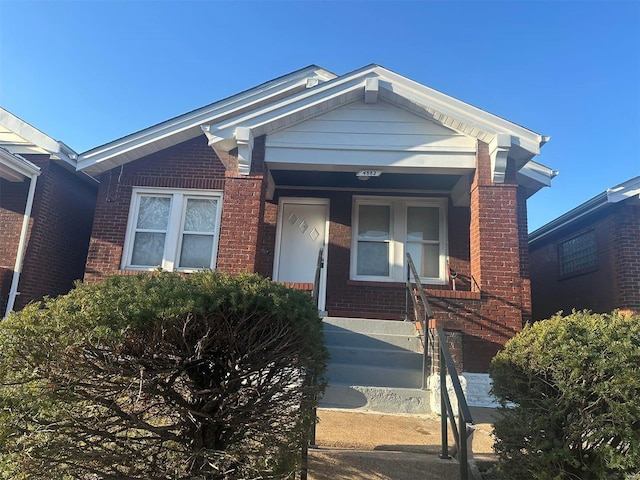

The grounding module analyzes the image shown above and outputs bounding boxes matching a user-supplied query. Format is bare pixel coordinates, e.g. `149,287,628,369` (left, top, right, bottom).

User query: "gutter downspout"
4,173,39,318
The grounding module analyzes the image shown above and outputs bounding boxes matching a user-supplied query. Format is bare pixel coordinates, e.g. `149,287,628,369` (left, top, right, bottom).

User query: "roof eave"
77,65,337,174
0,147,41,181
529,175,640,245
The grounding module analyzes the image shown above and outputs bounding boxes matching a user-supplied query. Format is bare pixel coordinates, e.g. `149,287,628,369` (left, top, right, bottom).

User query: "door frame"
273,197,330,312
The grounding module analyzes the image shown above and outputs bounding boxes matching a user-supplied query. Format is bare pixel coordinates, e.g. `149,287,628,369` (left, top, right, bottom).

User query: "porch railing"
432,326,475,480
405,252,433,389
302,248,324,479
405,253,474,479
311,247,324,309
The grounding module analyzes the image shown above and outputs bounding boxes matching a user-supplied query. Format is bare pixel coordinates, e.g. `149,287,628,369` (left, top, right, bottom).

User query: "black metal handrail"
405,253,433,389
311,247,324,309
300,367,318,480
432,326,474,480
302,249,323,479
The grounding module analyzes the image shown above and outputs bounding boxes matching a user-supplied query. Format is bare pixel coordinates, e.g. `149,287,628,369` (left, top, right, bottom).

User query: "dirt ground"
307,408,497,480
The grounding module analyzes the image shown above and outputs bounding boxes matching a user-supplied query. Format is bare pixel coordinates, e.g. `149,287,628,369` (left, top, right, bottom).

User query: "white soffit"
0,147,41,182
77,66,336,174
517,160,559,197
203,65,549,166
0,108,77,168
76,63,550,182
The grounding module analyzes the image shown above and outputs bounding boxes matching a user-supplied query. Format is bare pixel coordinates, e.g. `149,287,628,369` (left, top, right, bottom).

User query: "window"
558,230,597,277
123,188,223,271
351,197,447,283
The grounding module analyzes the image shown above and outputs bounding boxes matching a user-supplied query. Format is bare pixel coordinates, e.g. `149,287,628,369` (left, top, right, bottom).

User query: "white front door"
274,199,328,310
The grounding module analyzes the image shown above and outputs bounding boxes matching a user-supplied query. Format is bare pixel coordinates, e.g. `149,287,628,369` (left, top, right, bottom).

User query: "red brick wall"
466,141,529,372
13,159,97,309
85,135,226,281
260,164,529,374
261,189,474,320
530,197,640,319
615,199,640,312
1,156,98,312
216,136,268,275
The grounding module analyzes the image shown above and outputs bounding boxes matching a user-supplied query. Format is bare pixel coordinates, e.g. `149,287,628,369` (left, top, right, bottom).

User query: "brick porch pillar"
215,136,267,275
467,140,530,372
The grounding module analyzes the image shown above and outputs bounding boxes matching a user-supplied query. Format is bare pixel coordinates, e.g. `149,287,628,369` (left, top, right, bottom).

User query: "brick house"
77,65,554,395
0,108,98,317
529,176,640,321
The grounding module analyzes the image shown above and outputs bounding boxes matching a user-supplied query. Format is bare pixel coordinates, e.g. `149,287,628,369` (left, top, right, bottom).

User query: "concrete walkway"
307,408,498,480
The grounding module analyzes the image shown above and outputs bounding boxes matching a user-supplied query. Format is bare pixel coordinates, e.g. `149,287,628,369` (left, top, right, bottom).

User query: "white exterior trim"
77,66,336,174
0,147,41,181
0,107,78,168
235,127,254,176
489,133,512,183
204,65,547,159
121,187,224,272
350,195,448,284
273,197,329,311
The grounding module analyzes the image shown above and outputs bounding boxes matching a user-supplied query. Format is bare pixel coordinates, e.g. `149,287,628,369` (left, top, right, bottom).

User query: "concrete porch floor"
307,407,498,480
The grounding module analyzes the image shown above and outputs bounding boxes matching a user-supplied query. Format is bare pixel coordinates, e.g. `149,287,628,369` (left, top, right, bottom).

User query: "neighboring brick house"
529,176,640,320
0,108,98,316
77,65,555,393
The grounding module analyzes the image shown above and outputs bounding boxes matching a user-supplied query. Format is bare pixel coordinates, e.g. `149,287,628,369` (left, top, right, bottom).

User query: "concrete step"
319,385,430,415
327,345,423,370
327,363,424,389
323,317,418,336
323,329,422,352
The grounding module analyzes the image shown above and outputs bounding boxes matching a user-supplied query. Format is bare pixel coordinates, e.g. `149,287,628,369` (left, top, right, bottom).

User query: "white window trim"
122,187,224,272
350,196,448,284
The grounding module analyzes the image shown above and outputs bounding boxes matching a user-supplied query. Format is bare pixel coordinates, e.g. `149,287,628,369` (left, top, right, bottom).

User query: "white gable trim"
202,65,549,177
0,147,41,182
0,108,77,168
77,66,336,174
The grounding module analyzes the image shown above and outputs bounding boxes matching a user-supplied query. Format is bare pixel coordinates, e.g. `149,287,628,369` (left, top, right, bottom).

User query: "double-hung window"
351,197,447,284
123,188,223,272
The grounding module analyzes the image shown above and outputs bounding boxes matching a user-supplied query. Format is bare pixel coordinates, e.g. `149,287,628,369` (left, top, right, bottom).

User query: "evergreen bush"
0,271,327,480
490,310,640,480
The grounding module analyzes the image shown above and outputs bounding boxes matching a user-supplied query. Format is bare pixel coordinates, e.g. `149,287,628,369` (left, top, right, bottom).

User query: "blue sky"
1,0,638,232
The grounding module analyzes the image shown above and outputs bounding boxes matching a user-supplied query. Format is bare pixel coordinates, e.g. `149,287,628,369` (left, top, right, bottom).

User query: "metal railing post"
440,347,450,460
459,404,468,480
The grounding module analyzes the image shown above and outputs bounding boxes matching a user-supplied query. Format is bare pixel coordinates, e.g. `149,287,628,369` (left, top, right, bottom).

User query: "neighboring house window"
123,188,223,271
351,197,447,284
558,230,597,277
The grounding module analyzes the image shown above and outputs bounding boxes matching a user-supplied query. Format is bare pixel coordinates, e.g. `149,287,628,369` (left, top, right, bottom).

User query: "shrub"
490,310,640,480
0,272,327,480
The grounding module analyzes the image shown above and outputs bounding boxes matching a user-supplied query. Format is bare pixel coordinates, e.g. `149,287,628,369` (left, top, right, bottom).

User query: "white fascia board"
518,160,558,187
0,147,41,180
265,147,476,172
207,64,547,160
606,176,640,203
529,176,639,245
372,66,547,155
0,108,77,168
204,70,382,148
77,66,336,173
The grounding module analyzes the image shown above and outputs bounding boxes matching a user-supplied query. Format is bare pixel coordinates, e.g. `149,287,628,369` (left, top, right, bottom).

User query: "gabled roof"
0,107,78,168
529,176,640,245
77,65,336,174
77,64,553,190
